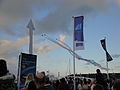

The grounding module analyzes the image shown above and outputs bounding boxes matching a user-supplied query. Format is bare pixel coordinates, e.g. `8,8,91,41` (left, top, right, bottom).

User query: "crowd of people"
0,59,120,90
22,69,120,90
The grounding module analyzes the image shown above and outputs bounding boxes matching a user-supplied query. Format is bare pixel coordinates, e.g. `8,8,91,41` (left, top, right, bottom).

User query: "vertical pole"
106,56,110,90
106,60,109,80
73,44,76,90
27,19,35,54
69,59,71,75
58,72,60,79
29,29,33,54
105,37,110,90
17,53,22,90
72,16,76,90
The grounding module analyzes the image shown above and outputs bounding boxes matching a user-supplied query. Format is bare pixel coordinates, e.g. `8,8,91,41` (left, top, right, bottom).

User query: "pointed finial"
27,19,35,30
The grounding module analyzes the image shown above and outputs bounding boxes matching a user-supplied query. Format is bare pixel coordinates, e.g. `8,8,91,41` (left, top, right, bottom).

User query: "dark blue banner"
74,16,84,50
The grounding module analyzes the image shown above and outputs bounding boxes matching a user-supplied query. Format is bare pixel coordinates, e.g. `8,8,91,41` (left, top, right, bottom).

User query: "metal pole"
17,53,22,90
73,46,76,90
106,58,110,90
72,16,76,90
105,37,110,90
106,60,109,80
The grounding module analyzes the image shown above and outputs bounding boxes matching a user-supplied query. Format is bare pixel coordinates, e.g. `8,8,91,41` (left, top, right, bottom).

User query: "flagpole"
105,37,110,90
106,61,109,79
72,16,76,90
106,59,110,89
73,42,76,90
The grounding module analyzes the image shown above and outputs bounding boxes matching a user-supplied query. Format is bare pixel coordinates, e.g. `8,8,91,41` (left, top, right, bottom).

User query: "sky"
0,0,120,77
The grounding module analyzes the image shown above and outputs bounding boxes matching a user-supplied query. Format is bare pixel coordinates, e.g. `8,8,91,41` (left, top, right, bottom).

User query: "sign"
17,53,37,89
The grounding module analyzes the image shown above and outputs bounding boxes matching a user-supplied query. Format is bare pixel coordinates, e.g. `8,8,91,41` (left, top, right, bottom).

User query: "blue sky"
0,0,120,77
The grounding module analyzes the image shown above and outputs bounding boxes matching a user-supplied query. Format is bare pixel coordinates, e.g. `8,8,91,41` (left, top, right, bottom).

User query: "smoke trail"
42,34,108,71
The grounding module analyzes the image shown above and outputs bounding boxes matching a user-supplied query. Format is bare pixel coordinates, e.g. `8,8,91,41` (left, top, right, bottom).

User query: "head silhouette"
96,69,101,74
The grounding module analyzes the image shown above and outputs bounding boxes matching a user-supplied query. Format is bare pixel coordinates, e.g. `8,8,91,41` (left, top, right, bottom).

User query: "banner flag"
100,39,107,51
100,39,113,62
74,16,84,50
106,51,113,62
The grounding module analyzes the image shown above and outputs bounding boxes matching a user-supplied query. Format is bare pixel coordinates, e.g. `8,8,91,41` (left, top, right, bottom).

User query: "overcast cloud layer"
0,0,110,35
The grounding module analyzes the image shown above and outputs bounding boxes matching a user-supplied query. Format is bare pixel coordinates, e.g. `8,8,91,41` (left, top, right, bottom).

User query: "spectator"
54,80,60,90
87,79,92,87
58,78,70,90
35,72,55,90
0,59,9,77
0,59,16,90
68,77,73,90
77,79,83,90
24,73,36,90
92,84,104,90
91,80,96,90
82,78,90,90
27,73,37,90
112,79,120,90
96,69,108,90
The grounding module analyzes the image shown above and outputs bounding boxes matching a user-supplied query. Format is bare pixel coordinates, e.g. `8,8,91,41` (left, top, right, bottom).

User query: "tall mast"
27,19,35,54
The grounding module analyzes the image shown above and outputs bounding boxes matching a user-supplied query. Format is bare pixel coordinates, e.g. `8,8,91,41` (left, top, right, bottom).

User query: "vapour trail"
42,34,108,71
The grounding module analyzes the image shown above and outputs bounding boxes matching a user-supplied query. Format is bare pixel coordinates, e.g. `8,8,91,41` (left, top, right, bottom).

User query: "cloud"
6,57,18,76
36,0,108,34
114,65,120,68
0,36,29,57
0,0,109,36
59,34,66,42
112,54,120,58
35,34,66,56
115,0,120,6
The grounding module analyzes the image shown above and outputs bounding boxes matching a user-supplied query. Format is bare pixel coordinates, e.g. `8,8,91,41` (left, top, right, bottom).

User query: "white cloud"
0,36,28,57
35,34,66,56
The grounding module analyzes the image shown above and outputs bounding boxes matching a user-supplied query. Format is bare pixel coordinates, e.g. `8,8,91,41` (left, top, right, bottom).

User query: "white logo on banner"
75,24,82,30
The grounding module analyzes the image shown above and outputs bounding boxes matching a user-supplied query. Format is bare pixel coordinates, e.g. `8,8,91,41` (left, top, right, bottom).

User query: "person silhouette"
96,69,108,90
